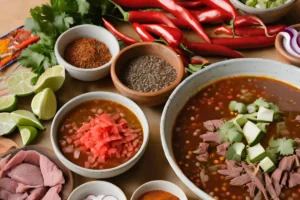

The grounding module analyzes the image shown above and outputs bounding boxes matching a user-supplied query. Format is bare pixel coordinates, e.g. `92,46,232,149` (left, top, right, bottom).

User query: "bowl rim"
160,58,300,199
54,24,120,72
68,180,126,200
130,180,188,200
50,91,149,174
111,42,185,97
275,24,300,62
231,0,296,13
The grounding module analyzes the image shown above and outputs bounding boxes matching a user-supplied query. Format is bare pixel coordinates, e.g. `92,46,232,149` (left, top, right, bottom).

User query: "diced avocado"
226,142,245,162
228,128,244,143
247,143,266,163
243,121,264,146
229,101,247,114
257,123,269,133
257,106,274,122
259,156,276,172
254,98,269,108
247,103,257,114
233,114,248,132
245,112,258,122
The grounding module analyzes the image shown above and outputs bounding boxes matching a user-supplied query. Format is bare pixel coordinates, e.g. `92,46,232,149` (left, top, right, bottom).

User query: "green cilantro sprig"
268,138,296,156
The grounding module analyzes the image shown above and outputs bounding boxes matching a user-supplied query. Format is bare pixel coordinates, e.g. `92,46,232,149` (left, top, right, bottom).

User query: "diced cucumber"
246,0,258,6
243,121,264,145
259,156,276,172
269,103,280,121
228,128,244,143
257,106,274,122
245,112,258,121
254,98,269,108
233,114,248,132
257,123,269,133
247,143,266,163
229,101,247,114
247,103,257,114
226,142,245,162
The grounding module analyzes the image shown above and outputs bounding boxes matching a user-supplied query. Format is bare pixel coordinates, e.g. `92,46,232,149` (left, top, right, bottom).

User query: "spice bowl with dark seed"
55,24,120,81
111,42,184,106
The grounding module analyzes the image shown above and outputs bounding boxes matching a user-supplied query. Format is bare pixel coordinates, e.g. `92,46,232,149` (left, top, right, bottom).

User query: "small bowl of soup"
51,92,149,179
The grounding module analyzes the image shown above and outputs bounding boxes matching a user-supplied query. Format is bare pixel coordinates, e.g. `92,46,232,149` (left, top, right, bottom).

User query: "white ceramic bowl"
55,24,120,81
160,58,300,199
51,92,149,179
68,181,126,200
130,180,187,200
230,0,296,24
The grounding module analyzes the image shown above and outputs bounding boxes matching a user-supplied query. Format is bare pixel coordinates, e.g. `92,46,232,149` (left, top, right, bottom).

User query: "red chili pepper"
15,36,40,50
132,23,155,42
211,36,276,49
233,15,261,27
156,0,211,43
112,0,159,8
171,8,227,28
141,24,184,48
202,0,238,19
190,56,210,65
214,25,286,37
103,18,138,45
185,42,243,58
178,0,204,8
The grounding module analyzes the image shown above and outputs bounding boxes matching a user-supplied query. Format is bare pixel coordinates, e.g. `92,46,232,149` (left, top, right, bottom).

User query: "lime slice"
19,126,38,145
11,110,44,130
34,65,65,93
7,71,36,96
0,95,17,112
31,88,57,120
0,113,17,135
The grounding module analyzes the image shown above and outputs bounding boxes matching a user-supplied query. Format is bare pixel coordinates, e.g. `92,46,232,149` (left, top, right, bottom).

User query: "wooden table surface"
1,0,300,199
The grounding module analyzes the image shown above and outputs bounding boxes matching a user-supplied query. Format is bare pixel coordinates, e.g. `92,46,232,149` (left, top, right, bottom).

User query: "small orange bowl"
111,42,184,106
275,24,300,67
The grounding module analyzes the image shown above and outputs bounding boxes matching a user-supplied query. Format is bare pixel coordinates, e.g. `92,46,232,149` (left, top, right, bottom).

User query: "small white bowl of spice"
111,42,185,106
55,24,120,81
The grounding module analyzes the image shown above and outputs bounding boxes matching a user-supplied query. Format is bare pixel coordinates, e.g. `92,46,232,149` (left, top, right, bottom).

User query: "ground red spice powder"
138,190,179,200
64,38,112,69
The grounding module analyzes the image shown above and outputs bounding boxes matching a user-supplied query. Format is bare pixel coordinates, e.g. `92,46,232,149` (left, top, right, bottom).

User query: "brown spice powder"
64,38,112,69
120,55,177,92
138,190,180,200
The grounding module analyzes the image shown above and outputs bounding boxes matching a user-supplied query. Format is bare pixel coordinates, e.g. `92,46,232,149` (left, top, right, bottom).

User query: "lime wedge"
7,71,36,96
31,88,57,120
0,95,17,112
19,126,38,145
0,113,17,135
11,110,44,130
34,65,65,93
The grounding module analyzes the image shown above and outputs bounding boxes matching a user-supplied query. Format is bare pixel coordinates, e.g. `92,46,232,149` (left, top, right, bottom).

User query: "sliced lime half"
7,71,36,96
0,95,17,112
19,126,38,145
11,110,44,130
0,113,17,136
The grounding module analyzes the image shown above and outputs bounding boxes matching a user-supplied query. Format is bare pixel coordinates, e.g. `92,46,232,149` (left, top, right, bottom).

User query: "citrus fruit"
19,126,38,145
0,95,17,112
7,71,36,96
0,113,17,135
11,110,44,130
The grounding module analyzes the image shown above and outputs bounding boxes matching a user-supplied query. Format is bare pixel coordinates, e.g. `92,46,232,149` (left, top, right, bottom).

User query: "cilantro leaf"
76,0,90,15
266,147,278,164
268,138,296,156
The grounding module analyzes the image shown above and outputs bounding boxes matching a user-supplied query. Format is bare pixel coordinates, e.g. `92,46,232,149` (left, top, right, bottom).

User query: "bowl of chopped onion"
230,0,296,24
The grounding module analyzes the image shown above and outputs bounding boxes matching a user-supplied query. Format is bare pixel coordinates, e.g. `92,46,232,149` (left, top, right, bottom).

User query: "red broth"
172,76,300,200
58,100,143,169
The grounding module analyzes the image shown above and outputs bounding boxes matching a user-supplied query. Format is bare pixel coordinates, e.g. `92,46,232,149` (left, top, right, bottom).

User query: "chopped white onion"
62,145,73,153
102,196,118,200
74,148,81,159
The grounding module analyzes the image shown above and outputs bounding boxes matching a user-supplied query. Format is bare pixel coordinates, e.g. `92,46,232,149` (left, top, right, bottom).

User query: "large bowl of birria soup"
161,58,300,200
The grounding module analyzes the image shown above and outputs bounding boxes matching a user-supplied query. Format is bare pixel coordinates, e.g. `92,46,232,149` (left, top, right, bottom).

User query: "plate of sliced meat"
0,146,73,200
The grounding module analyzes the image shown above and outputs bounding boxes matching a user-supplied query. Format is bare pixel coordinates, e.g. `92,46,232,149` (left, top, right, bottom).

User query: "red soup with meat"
58,100,143,169
172,76,300,200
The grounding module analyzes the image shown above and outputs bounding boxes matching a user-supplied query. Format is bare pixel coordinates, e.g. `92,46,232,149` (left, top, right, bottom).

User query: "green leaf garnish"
268,138,296,156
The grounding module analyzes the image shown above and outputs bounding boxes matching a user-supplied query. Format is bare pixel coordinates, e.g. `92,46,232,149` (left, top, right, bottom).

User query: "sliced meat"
226,159,241,170
0,189,28,200
200,132,221,144
288,172,300,188
247,182,257,198
208,164,227,172
242,162,268,200
3,151,40,172
278,156,295,171
16,184,43,193
204,120,224,131
280,172,288,186
0,178,18,193
272,168,283,182
253,191,262,200
196,152,208,162
272,179,282,197
230,174,251,186
216,142,230,156
0,155,11,171
264,173,279,200
41,185,62,200
296,149,300,160
7,163,43,186
218,168,243,179
40,155,65,186
26,187,47,200
193,143,209,154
